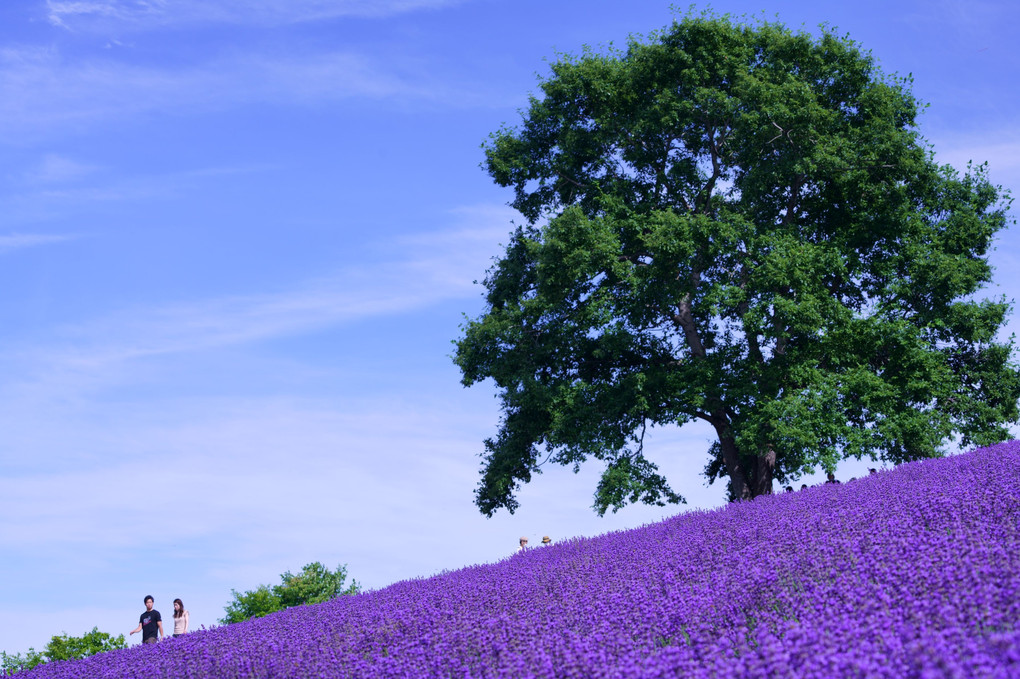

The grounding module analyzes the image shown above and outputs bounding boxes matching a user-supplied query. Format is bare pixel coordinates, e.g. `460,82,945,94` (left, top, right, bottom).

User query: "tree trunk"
716,433,775,501
752,447,776,497
716,433,751,500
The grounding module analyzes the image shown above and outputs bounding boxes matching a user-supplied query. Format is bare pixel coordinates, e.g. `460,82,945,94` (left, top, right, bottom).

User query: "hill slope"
20,442,1020,678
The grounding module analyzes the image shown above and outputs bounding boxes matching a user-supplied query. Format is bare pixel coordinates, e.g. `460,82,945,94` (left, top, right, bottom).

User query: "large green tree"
454,13,1020,513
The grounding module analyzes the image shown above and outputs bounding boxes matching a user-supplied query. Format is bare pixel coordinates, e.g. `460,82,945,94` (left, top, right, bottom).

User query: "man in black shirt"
129,595,165,644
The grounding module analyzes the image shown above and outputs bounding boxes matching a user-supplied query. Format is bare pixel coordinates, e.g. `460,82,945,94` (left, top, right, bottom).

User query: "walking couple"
129,595,188,644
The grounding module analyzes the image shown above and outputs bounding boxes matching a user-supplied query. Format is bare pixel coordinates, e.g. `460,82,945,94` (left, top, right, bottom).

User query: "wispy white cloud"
909,0,1020,39
934,137,1020,181
0,395,485,534
56,281,441,367
1,161,275,226
927,121,1020,198
0,45,490,139
0,204,511,380
0,232,76,253
22,153,100,184
46,0,466,29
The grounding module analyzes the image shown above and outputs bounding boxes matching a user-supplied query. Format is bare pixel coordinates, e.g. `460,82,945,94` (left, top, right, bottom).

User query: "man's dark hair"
144,595,154,603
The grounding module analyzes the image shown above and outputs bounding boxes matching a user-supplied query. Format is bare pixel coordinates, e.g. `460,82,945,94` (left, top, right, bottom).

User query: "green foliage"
455,11,1020,513
276,561,359,608
221,584,281,625
220,562,359,624
43,628,126,663
2,628,126,675
1,649,43,676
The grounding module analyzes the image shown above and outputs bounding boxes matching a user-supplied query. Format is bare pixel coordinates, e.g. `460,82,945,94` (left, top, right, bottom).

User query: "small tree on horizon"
454,11,1020,513
221,562,359,624
1,627,126,675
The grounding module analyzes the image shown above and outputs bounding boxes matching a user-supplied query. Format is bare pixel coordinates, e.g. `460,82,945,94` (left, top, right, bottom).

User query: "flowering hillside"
20,442,1020,678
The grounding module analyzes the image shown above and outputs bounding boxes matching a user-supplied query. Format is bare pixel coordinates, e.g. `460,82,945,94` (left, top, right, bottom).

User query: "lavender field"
21,442,1020,678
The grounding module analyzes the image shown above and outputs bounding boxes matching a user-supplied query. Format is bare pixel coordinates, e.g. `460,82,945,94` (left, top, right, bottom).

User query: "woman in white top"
172,598,189,637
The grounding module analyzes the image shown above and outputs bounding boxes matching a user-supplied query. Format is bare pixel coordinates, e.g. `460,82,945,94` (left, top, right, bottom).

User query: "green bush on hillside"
2,627,126,675
221,562,359,624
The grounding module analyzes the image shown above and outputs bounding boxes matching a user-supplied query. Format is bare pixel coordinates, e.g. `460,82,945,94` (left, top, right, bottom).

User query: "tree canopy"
454,12,1020,514
221,562,359,624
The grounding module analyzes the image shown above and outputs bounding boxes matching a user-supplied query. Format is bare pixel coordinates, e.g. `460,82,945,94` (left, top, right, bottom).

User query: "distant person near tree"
826,472,840,485
172,598,189,637
130,595,165,644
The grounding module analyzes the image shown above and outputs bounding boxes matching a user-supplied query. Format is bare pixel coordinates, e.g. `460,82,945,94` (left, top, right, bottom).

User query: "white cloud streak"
22,153,100,184
0,46,452,139
909,0,1020,38
0,232,76,253
33,212,507,372
2,162,278,228
0,204,511,411
47,0,466,29
935,137,1020,182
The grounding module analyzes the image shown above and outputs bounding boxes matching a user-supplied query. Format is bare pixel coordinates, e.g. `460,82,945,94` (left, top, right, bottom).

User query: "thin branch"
535,447,556,469
767,120,785,145
699,123,724,213
556,173,588,190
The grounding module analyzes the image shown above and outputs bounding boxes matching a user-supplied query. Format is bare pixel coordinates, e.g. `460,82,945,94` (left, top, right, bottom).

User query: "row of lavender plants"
21,441,1020,678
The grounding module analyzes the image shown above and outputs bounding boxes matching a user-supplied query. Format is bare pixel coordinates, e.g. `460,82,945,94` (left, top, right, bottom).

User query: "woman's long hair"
173,598,185,619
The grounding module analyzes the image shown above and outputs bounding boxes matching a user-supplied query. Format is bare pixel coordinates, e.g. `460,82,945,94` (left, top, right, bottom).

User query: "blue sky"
1,0,1018,655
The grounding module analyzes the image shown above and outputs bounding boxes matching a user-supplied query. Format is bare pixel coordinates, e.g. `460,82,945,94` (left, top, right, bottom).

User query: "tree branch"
734,259,764,365
766,120,785,145
782,175,804,225
674,267,707,359
556,173,588,190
